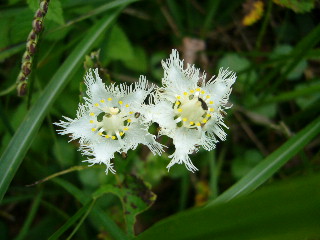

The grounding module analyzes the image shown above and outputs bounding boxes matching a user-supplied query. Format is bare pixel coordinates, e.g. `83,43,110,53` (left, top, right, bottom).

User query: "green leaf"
105,24,134,61
53,139,76,168
94,175,156,237
207,116,320,206
135,151,168,183
46,0,65,25
27,0,65,25
231,149,263,180
10,8,33,44
78,166,116,190
136,175,320,240
294,82,320,109
0,2,133,203
44,20,71,41
270,45,308,80
0,18,10,49
217,54,257,92
273,0,315,13
123,46,148,72
26,0,37,11
246,93,277,118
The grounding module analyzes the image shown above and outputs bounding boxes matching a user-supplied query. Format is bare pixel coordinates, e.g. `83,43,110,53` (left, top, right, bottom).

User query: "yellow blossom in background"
242,0,264,26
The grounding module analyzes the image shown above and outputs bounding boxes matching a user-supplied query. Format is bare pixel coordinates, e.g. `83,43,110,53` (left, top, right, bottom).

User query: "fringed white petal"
167,128,201,172
123,122,164,155
81,140,121,174
204,114,228,141
55,114,98,143
150,100,177,130
204,68,236,107
161,49,199,94
84,69,112,105
200,131,217,151
121,75,155,110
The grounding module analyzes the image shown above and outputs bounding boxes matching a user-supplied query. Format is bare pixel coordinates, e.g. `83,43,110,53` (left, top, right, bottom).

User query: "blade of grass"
255,0,272,50
207,116,320,207
0,43,25,62
53,178,128,240
256,80,320,105
165,0,183,34
49,0,138,34
257,24,320,94
0,3,132,203
66,200,96,240
14,190,43,240
41,200,69,220
201,0,220,37
48,200,94,240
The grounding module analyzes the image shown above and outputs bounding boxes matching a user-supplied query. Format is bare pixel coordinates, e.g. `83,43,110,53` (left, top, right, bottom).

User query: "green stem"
66,200,96,240
255,0,272,51
209,150,218,199
14,190,43,240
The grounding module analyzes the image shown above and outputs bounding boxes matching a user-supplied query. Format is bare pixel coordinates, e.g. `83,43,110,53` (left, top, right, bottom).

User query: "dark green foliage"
0,0,319,239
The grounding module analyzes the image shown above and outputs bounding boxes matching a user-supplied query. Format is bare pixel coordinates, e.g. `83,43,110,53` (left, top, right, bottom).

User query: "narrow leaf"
14,190,43,240
207,116,320,206
136,175,320,240
48,200,94,240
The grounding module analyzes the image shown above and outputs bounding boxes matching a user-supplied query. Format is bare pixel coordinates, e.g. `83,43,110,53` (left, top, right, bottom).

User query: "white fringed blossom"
150,49,236,172
55,69,163,174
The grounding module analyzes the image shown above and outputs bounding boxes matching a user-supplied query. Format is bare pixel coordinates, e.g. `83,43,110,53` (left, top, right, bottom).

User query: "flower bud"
40,1,49,14
33,19,43,33
27,41,37,55
22,61,32,76
17,82,28,97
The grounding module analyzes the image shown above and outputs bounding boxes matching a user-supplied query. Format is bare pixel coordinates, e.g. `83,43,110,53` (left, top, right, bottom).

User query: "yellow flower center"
89,106,135,140
173,88,214,129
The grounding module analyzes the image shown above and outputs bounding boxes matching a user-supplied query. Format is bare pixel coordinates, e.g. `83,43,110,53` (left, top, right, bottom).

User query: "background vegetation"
0,0,320,239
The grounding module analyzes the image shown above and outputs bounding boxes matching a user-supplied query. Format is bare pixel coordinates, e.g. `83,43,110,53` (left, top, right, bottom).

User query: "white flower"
150,49,236,172
55,69,163,174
